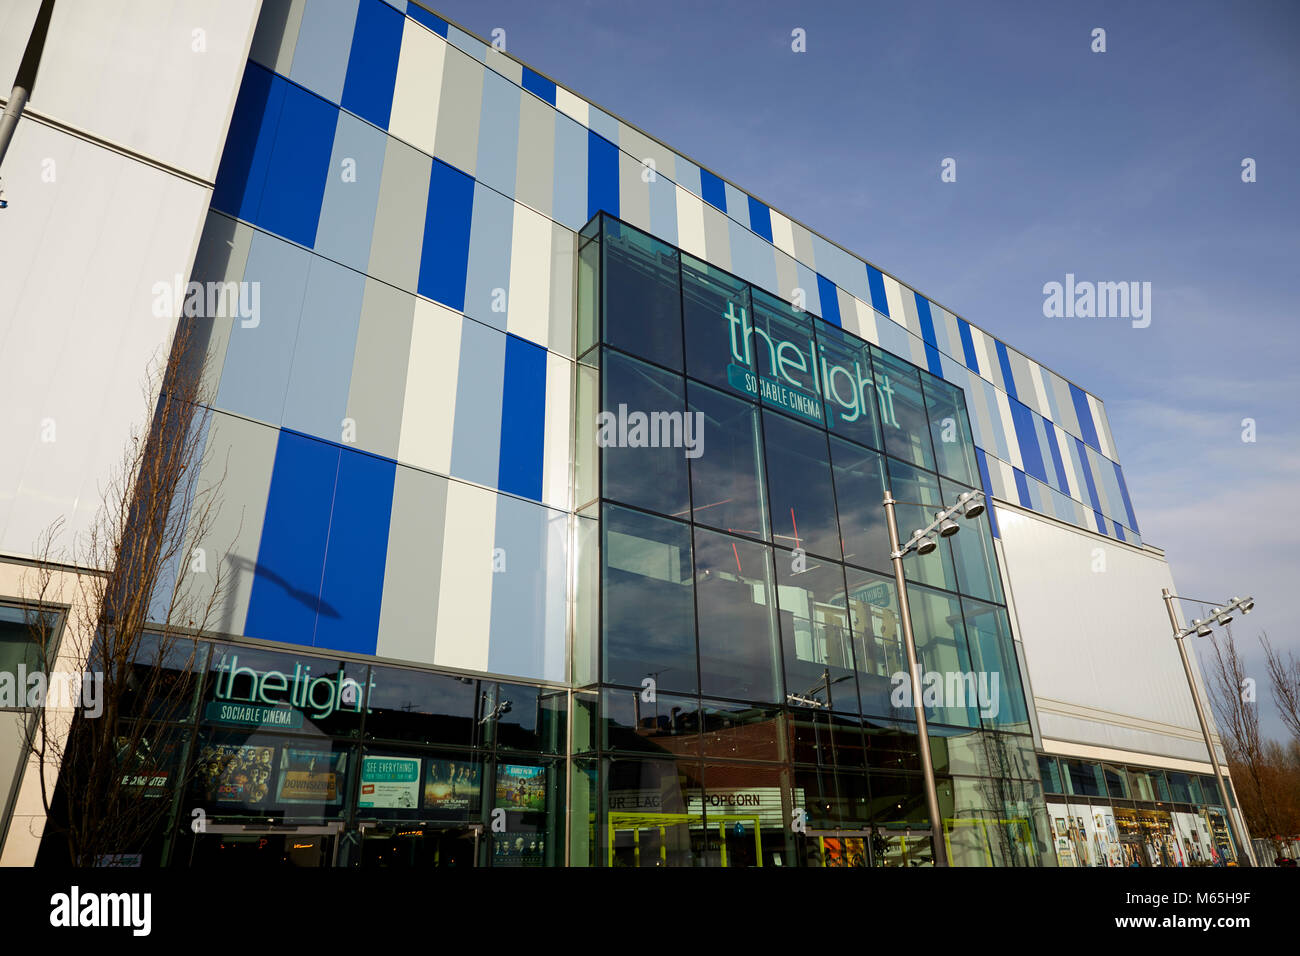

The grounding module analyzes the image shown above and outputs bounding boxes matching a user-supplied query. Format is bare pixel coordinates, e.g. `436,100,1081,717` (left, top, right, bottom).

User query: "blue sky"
432,0,1300,740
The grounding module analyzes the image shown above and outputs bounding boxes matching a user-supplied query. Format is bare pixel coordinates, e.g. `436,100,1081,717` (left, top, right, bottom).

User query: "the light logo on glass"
722,302,899,427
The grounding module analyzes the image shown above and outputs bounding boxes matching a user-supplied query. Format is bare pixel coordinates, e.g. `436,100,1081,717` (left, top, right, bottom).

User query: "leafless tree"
18,319,228,866
1262,632,1300,747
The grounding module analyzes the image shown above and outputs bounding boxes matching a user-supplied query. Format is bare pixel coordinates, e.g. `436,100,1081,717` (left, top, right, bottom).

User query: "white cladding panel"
0,1,262,562
3,0,263,181
996,506,1216,763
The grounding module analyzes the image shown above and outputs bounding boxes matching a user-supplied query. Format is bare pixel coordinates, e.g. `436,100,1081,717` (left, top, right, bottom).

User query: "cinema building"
0,0,1249,867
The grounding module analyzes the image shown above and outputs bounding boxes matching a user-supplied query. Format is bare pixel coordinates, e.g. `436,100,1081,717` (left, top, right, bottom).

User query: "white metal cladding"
0,1,263,562
994,505,1221,765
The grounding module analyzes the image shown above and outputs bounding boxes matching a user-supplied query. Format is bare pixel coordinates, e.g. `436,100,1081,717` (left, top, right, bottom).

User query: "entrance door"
803,830,871,867
188,824,341,867
356,824,481,868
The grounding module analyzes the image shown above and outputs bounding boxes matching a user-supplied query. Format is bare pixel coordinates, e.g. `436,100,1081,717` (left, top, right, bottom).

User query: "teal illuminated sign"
722,302,899,427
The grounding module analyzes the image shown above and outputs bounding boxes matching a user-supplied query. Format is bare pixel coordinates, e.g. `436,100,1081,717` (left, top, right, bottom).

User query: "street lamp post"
1161,588,1257,867
882,487,986,868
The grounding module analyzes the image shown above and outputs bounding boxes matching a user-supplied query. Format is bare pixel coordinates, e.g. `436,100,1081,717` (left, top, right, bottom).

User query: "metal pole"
884,489,948,866
0,85,29,170
1162,588,1254,866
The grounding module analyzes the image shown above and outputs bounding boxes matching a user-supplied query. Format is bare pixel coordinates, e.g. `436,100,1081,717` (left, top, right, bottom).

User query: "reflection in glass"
961,598,1029,732
830,438,890,572
922,373,977,485
683,254,753,393
688,382,768,540
601,218,682,369
604,688,701,756
871,346,936,471
816,323,881,450
844,568,905,719
905,585,979,728
775,550,856,713
365,664,480,746
601,349,690,518
764,412,841,559
749,289,823,425
606,758,704,866
694,528,781,703
700,700,784,762
602,505,697,695
887,458,958,592
941,477,1004,603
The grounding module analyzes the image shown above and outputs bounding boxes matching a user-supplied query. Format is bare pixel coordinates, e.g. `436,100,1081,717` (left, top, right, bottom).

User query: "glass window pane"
1103,764,1130,800
905,584,979,728
922,373,977,485
0,604,57,677
694,528,781,703
602,505,698,695
492,758,561,865
606,758,706,867
603,687,701,756
600,349,690,517
886,459,959,593
601,219,682,369
749,288,824,425
764,411,840,559
682,254,753,394
844,567,905,720
1063,759,1105,798
700,699,783,762
830,438,890,573
1038,755,1065,794
700,762,794,867
816,323,881,450
775,551,857,714
961,598,1029,733
687,382,768,540
940,478,1004,604
364,664,480,747
490,683,566,754
871,346,936,471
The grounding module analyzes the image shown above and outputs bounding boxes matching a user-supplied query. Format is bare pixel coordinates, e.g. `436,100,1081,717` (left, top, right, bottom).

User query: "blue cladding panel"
290,0,360,103
417,160,475,310
866,265,889,317
498,335,547,501
748,196,773,242
257,80,337,247
314,448,395,655
552,117,588,229
816,274,841,327
957,319,979,373
1045,423,1069,495
995,340,1019,402
464,183,515,330
1074,436,1103,515
1113,461,1139,532
476,71,521,196
212,63,281,223
1013,468,1032,508
1069,383,1100,450
315,111,388,271
245,431,340,647
406,2,448,36
586,131,620,219
1114,523,1126,543
1009,400,1047,484
521,66,557,105
699,168,727,212
341,0,404,129
975,447,1000,538
282,257,365,438
915,295,943,377
450,322,506,487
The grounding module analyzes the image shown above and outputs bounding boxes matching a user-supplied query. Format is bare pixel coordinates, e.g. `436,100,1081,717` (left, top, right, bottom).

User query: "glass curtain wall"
574,213,1051,866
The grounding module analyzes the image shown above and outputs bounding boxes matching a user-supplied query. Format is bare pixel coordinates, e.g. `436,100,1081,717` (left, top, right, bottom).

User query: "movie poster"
194,744,276,807
358,756,421,809
423,758,482,813
276,748,345,805
495,765,547,812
